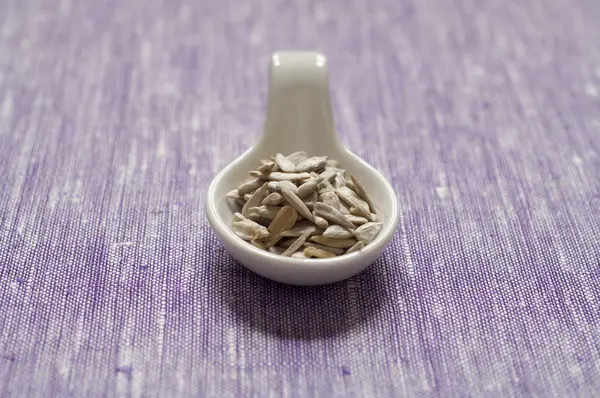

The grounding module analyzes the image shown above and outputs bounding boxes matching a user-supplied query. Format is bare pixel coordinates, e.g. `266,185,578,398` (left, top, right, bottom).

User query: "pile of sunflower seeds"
226,152,383,258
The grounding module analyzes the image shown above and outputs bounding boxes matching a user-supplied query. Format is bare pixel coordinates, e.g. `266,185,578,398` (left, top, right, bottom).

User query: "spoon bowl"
205,51,399,285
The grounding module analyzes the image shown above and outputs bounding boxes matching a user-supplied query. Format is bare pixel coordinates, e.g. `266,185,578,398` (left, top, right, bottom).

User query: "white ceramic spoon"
205,51,399,285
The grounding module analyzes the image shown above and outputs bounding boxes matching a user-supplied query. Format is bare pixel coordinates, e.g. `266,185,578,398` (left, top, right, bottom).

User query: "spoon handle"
258,51,342,153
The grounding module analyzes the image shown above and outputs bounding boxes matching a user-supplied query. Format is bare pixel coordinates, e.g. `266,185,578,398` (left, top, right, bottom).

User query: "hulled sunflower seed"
346,214,369,225
278,238,297,248
267,172,312,181
237,178,264,195
249,170,271,179
242,183,268,217
312,212,329,229
279,221,322,237
226,189,240,199
291,251,308,259
332,172,347,189
282,231,312,257
318,170,337,182
287,151,308,165
268,246,285,255
262,192,284,205
258,160,277,173
295,156,328,172
313,202,356,229
233,212,246,222
339,200,351,214
267,180,298,195
303,242,346,255
248,205,283,220
354,222,383,244
251,240,266,250
335,186,372,220
326,159,339,168
304,246,336,258
323,225,354,239
350,175,376,213
266,205,298,247
346,241,365,254
232,219,270,241
297,177,322,199
319,191,341,210
350,205,373,221
303,192,319,210
310,235,357,248
281,187,314,222
274,153,297,172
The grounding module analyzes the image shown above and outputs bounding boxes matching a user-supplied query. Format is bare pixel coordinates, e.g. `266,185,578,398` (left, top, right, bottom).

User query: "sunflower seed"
332,172,347,189
310,235,357,248
248,216,272,226
350,175,376,213
279,221,322,237
241,183,268,217
325,166,346,175
237,178,264,195
297,177,322,199
267,172,312,181
262,192,284,205
303,192,319,210
278,238,297,248
346,215,369,225
248,205,283,220
258,161,277,173
345,241,365,254
304,246,337,258
282,231,312,256
232,219,270,241
287,151,308,165
319,191,341,210
354,222,383,244
291,251,308,259
318,170,337,182
249,170,271,179
234,198,246,207
310,172,320,178
274,153,297,172
233,212,246,222
250,240,266,250
345,179,355,190
226,189,240,199
339,200,351,214
350,205,373,221
335,187,372,220
303,242,346,255
313,202,355,229
281,187,314,222
268,246,285,255
318,179,335,192
326,159,339,168
266,205,298,247
295,156,328,172
323,225,354,239
312,212,329,229
267,180,298,195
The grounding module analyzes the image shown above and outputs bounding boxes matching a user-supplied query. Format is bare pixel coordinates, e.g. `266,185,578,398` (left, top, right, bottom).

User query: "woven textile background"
1,0,599,396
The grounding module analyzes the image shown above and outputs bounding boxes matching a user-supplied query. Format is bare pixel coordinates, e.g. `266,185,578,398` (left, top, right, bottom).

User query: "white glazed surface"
205,51,399,285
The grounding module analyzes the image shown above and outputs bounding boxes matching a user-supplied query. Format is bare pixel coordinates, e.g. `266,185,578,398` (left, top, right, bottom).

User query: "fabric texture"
1,0,599,396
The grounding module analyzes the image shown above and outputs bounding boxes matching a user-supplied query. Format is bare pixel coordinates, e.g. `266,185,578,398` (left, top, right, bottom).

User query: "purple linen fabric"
1,0,600,396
